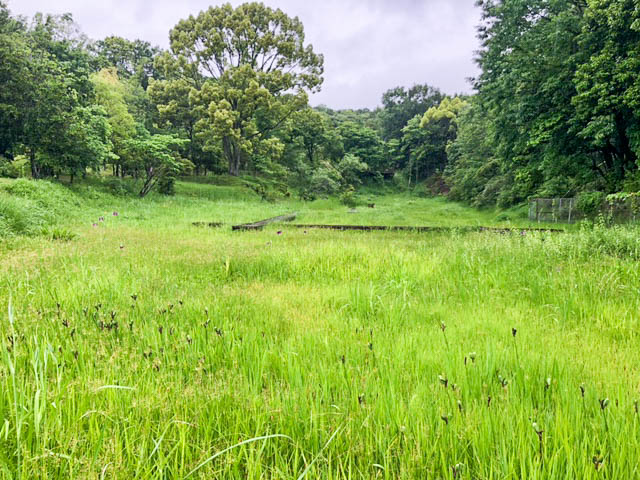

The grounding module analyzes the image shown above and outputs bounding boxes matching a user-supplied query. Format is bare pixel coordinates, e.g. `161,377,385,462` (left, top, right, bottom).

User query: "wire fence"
529,196,640,224
529,198,580,223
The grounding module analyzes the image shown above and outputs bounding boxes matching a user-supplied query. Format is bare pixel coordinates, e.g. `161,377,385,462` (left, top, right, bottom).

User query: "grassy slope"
0,179,639,478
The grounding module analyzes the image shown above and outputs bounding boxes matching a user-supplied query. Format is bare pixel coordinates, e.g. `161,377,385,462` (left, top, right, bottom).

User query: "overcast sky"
7,0,482,110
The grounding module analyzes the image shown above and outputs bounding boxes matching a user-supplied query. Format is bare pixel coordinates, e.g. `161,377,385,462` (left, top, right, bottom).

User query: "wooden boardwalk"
230,213,565,233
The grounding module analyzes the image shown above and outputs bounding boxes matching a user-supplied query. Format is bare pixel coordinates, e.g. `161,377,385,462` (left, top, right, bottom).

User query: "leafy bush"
415,173,450,198
102,177,138,196
43,226,77,241
340,188,358,208
309,164,343,196
337,154,368,187
0,195,48,236
576,191,606,216
392,172,409,190
0,156,28,178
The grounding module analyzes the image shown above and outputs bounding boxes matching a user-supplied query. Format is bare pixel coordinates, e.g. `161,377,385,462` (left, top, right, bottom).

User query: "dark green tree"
166,2,324,176
379,84,444,140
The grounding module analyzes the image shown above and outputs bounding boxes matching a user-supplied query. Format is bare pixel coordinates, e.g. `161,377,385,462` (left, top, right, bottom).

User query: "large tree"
91,36,160,89
472,0,593,204
0,10,105,178
379,84,444,140
572,0,640,188
164,2,324,176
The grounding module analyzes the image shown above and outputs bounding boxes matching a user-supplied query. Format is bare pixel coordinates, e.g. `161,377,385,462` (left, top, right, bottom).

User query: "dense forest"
1,0,639,206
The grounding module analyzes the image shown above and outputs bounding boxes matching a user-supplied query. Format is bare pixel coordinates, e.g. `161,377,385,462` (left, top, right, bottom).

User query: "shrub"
576,191,606,217
309,164,343,196
102,177,138,196
43,227,77,242
0,156,28,178
0,195,47,236
340,188,358,208
337,154,368,187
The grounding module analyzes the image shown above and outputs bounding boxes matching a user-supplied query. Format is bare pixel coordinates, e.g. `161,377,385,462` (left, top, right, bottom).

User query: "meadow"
1,178,640,479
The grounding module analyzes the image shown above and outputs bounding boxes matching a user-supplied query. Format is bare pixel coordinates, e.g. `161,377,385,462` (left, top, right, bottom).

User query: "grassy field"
1,178,640,478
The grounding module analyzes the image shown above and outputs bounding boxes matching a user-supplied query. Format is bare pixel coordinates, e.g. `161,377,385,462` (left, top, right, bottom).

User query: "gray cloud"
7,0,481,109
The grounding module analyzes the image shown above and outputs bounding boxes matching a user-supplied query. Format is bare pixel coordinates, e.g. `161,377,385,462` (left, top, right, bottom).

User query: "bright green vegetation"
1,179,640,478
2,0,640,476
3,1,640,209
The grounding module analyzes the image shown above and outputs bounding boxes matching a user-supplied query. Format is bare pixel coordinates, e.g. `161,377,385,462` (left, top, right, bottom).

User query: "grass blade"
184,434,291,479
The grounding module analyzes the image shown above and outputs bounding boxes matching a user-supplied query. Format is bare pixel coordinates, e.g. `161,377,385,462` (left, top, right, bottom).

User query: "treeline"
447,0,640,207
1,1,639,205
0,2,469,199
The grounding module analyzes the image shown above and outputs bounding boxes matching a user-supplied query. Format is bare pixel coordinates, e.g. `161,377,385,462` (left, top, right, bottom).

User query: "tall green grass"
0,179,639,478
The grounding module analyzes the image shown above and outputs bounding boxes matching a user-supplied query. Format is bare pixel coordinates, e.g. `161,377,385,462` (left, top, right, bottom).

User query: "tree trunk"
139,167,156,197
223,136,241,176
615,113,637,176
29,148,40,179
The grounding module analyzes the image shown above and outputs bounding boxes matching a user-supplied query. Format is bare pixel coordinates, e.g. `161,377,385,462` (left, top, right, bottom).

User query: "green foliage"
446,99,501,206
576,191,606,217
91,68,135,162
0,155,27,178
167,3,323,177
338,121,385,175
337,153,369,187
102,176,139,196
308,162,343,196
452,0,640,207
124,131,190,196
339,187,357,208
379,84,444,140
90,36,160,89
0,194,47,236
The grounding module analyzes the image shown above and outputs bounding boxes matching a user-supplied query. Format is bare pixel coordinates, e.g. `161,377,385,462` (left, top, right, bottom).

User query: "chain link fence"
529,198,580,223
530,196,640,224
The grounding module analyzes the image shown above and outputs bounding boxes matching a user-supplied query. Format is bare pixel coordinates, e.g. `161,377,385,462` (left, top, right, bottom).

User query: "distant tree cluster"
0,1,468,199
2,0,636,204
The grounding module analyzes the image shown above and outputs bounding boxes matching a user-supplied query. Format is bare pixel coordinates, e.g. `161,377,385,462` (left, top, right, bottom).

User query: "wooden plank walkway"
232,213,298,231
293,224,564,233
230,212,565,233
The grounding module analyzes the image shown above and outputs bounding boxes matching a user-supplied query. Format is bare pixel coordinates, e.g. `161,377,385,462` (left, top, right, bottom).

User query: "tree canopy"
1,0,640,206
